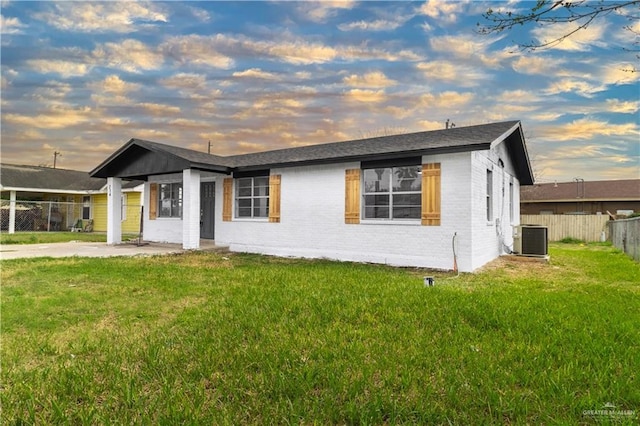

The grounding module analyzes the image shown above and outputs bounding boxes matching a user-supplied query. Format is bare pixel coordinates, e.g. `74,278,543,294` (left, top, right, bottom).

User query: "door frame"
200,181,215,240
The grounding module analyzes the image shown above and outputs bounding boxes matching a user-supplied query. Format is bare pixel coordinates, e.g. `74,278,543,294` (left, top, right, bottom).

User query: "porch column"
107,177,122,245
182,169,201,250
8,190,16,234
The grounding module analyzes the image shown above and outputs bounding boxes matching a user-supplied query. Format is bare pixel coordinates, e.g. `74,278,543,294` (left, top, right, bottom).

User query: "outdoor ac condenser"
513,225,548,257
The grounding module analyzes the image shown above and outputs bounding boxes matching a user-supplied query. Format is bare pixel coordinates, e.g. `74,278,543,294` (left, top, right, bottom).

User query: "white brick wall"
142,145,523,272
469,141,521,270
143,174,183,244
215,152,480,272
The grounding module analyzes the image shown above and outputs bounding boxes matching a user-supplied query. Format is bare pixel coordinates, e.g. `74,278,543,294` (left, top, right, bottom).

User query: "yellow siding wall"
122,192,143,234
17,191,141,233
92,194,107,232
91,192,142,234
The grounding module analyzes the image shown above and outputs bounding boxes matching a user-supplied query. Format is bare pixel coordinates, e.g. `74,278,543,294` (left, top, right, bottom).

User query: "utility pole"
53,151,61,169
574,177,585,213
207,140,211,154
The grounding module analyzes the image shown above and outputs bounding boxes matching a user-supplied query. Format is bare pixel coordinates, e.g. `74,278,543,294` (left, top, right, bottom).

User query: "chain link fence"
1,200,142,236
1,200,64,232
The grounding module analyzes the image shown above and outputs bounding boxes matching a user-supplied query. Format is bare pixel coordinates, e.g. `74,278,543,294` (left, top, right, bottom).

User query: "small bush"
559,237,584,244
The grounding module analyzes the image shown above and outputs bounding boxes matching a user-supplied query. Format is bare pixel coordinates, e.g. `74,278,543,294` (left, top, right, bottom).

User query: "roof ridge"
1,163,95,173
129,120,521,160
226,120,520,159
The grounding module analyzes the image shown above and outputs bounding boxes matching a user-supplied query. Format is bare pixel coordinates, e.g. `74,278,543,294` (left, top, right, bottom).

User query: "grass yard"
1,243,639,424
0,232,139,245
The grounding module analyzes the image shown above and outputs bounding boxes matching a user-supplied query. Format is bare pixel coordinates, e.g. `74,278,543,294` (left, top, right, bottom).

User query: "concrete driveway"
0,241,221,260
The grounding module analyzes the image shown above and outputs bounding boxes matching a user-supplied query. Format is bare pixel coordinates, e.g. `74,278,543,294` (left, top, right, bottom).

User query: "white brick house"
91,121,533,272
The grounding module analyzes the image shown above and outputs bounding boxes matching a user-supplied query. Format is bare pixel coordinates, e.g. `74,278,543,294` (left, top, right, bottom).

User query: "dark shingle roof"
91,120,533,184
1,164,141,192
227,120,521,168
521,179,640,202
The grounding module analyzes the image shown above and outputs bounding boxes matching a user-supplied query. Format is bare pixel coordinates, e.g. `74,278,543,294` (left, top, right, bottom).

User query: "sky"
1,0,638,183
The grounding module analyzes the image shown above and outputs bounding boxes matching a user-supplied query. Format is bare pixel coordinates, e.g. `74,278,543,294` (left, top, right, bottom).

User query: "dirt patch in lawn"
478,254,553,274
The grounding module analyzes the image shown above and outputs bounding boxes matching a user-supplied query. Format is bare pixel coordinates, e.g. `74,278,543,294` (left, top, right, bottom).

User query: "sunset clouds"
1,1,637,181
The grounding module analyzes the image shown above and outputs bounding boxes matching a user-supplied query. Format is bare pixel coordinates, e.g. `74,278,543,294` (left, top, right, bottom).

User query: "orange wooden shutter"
421,163,441,226
269,175,281,223
222,178,233,221
345,169,361,224
148,183,158,220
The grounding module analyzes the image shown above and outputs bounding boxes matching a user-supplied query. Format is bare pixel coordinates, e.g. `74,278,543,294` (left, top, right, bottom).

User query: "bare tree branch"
477,0,640,68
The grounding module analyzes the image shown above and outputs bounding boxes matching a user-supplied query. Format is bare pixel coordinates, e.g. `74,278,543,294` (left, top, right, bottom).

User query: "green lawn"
0,232,139,245
2,244,638,424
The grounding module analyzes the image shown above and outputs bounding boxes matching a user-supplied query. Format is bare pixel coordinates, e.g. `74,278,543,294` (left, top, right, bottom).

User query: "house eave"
189,163,232,175
233,144,491,172
0,186,98,195
522,197,640,203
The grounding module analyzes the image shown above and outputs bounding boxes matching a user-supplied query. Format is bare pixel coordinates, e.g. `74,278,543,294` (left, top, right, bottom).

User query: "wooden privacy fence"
609,217,640,262
520,214,610,242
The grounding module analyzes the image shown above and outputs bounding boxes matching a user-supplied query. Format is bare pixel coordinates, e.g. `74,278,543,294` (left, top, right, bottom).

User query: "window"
509,182,514,223
486,169,493,222
121,194,127,221
363,166,421,220
66,196,75,228
236,176,269,218
158,182,182,218
82,196,91,220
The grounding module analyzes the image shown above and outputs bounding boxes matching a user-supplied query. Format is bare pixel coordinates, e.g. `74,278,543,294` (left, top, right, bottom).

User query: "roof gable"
493,122,533,185
94,142,191,180
90,139,232,180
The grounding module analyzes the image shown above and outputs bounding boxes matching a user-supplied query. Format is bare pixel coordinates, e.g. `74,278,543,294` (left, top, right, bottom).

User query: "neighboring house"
90,120,533,272
0,164,143,233
520,179,640,216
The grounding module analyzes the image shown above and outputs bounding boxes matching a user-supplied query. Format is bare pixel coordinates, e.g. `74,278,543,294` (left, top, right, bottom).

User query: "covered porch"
90,138,233,249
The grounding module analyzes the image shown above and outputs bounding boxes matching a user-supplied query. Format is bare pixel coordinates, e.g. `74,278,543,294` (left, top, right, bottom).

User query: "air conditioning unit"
513,225,548,257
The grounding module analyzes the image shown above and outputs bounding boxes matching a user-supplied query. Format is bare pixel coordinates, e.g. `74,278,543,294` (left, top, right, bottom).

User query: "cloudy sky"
1,1,638,183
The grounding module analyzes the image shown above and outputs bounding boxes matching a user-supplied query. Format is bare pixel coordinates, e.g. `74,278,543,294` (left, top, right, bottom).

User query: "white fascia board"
0,186,96,195
95,184,142,193
490,122,521,149
120,184,145,193
122,187,143,193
